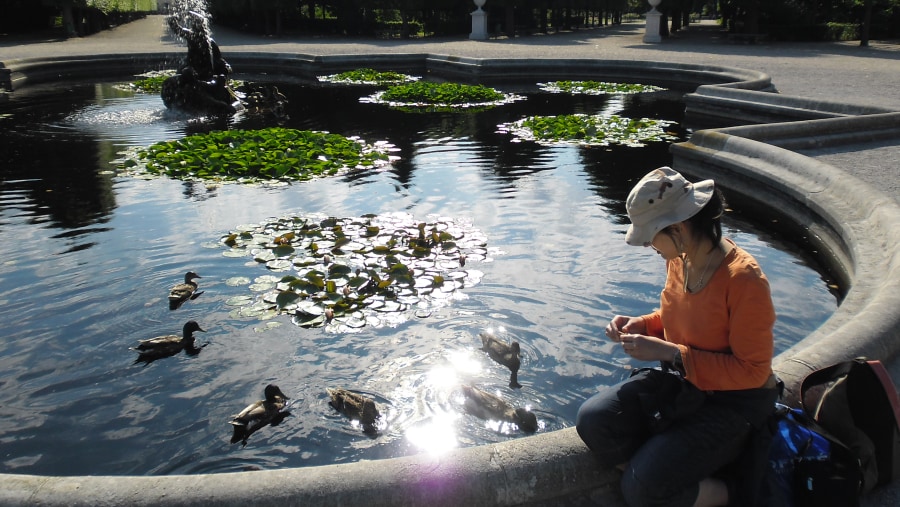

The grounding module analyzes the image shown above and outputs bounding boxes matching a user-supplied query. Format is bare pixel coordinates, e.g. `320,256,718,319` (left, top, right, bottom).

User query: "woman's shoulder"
724,240,769,281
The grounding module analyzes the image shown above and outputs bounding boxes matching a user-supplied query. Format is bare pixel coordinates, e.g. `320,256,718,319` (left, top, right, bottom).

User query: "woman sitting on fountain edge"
576,167,780,507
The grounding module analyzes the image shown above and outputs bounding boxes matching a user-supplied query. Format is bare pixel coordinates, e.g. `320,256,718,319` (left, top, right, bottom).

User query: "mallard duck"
327,387,380,434
131,320,206,364
229,384,291,445
169,271,202,309
479,331,522,389
461,385,537,433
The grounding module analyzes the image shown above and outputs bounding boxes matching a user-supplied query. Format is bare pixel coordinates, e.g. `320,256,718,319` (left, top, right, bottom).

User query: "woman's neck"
683,237,725,293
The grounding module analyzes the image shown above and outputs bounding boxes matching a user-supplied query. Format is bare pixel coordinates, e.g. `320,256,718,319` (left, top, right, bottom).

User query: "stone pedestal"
470,0,488,40
643,0,662,43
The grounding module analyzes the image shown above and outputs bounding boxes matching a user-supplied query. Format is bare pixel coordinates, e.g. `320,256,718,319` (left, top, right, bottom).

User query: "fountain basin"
1,53,899,505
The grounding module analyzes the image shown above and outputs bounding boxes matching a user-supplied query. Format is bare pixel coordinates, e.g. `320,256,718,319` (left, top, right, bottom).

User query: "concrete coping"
1,54,899,506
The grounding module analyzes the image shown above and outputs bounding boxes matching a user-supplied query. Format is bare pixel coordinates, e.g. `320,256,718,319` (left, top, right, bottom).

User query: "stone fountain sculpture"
162,10,240,114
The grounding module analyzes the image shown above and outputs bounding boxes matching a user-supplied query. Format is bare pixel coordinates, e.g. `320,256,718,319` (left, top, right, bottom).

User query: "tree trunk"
744,0,760,34
860,0,872,47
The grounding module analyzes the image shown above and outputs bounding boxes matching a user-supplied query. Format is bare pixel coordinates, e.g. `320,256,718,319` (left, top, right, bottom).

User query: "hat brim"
624,179,715,246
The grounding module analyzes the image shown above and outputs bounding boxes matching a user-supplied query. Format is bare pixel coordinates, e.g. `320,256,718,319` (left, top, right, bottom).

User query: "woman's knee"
576,393,643,467
621,465,698,507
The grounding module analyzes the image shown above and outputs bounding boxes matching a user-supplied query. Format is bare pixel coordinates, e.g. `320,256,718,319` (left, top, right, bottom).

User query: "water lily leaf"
305,272,325,289
241,303,273,317
293,256,319,267
297,300,325,315
266,259,293,270
254,250,276,263
275,291,302,308
273,245,295,256
343,316,367,328
376,300,402,312
274,232,295,244
226,295,254,306
328,264,353,277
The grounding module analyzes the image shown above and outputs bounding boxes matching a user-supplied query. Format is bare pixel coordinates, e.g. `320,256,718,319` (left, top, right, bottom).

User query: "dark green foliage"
122,127,392,182
380,82,505,105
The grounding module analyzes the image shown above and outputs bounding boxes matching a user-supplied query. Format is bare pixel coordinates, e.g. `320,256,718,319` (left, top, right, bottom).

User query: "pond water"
0,80,837,475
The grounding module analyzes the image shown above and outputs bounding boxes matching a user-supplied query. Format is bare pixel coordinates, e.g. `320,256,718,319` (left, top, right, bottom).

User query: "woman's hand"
620,333,678,363
606,315,646,341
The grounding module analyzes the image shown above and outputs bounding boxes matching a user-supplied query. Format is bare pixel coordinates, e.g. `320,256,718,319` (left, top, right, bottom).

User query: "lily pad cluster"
498,114,680,147
361,81,524,110
118,127,395,183
538,80,665,95
220,212,489,331
127,70,177,93
318,68,420,85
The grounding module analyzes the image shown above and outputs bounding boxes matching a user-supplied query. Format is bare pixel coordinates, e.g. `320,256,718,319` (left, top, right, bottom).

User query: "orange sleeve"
641,310,665,338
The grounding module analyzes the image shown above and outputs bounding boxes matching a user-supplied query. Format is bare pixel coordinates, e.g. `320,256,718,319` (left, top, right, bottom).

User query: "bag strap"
865,359,900,429
784,404,855,455
800,358,866,417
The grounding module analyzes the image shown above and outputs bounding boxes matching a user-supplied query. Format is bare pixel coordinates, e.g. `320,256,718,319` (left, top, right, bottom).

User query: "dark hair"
686,186,726,249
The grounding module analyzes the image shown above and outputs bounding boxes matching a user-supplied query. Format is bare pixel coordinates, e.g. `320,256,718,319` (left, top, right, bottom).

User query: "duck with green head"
131,320,206,364
169,271,202,309
229,384,291,445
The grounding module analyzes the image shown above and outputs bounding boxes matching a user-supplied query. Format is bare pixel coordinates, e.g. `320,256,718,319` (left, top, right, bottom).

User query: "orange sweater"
641,240,775,391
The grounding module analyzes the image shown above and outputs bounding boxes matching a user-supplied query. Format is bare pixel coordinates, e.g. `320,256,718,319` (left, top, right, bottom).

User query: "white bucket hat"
624,167,715,246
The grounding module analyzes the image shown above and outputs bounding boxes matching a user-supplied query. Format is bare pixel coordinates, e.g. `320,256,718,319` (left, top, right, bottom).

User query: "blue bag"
769,403,863,506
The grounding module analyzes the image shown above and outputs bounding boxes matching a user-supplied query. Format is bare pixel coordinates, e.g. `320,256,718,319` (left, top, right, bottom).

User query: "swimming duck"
169,271,202,309
461,385,537,433
479,331,522,389
327,387,380,434
229,384,291,445
131,320,206,364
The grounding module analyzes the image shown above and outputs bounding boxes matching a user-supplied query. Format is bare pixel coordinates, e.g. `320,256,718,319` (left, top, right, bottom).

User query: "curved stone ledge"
1,53,772,94
1,54,899,507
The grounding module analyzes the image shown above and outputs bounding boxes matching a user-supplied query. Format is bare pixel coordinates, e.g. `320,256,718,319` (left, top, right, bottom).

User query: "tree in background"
4,0,897,42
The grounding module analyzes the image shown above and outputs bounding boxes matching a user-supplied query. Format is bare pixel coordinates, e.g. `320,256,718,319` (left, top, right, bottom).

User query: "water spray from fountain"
161,0,288,117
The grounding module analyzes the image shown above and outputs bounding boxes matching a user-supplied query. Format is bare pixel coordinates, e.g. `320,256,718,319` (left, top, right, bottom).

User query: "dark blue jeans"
576,368,775,507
